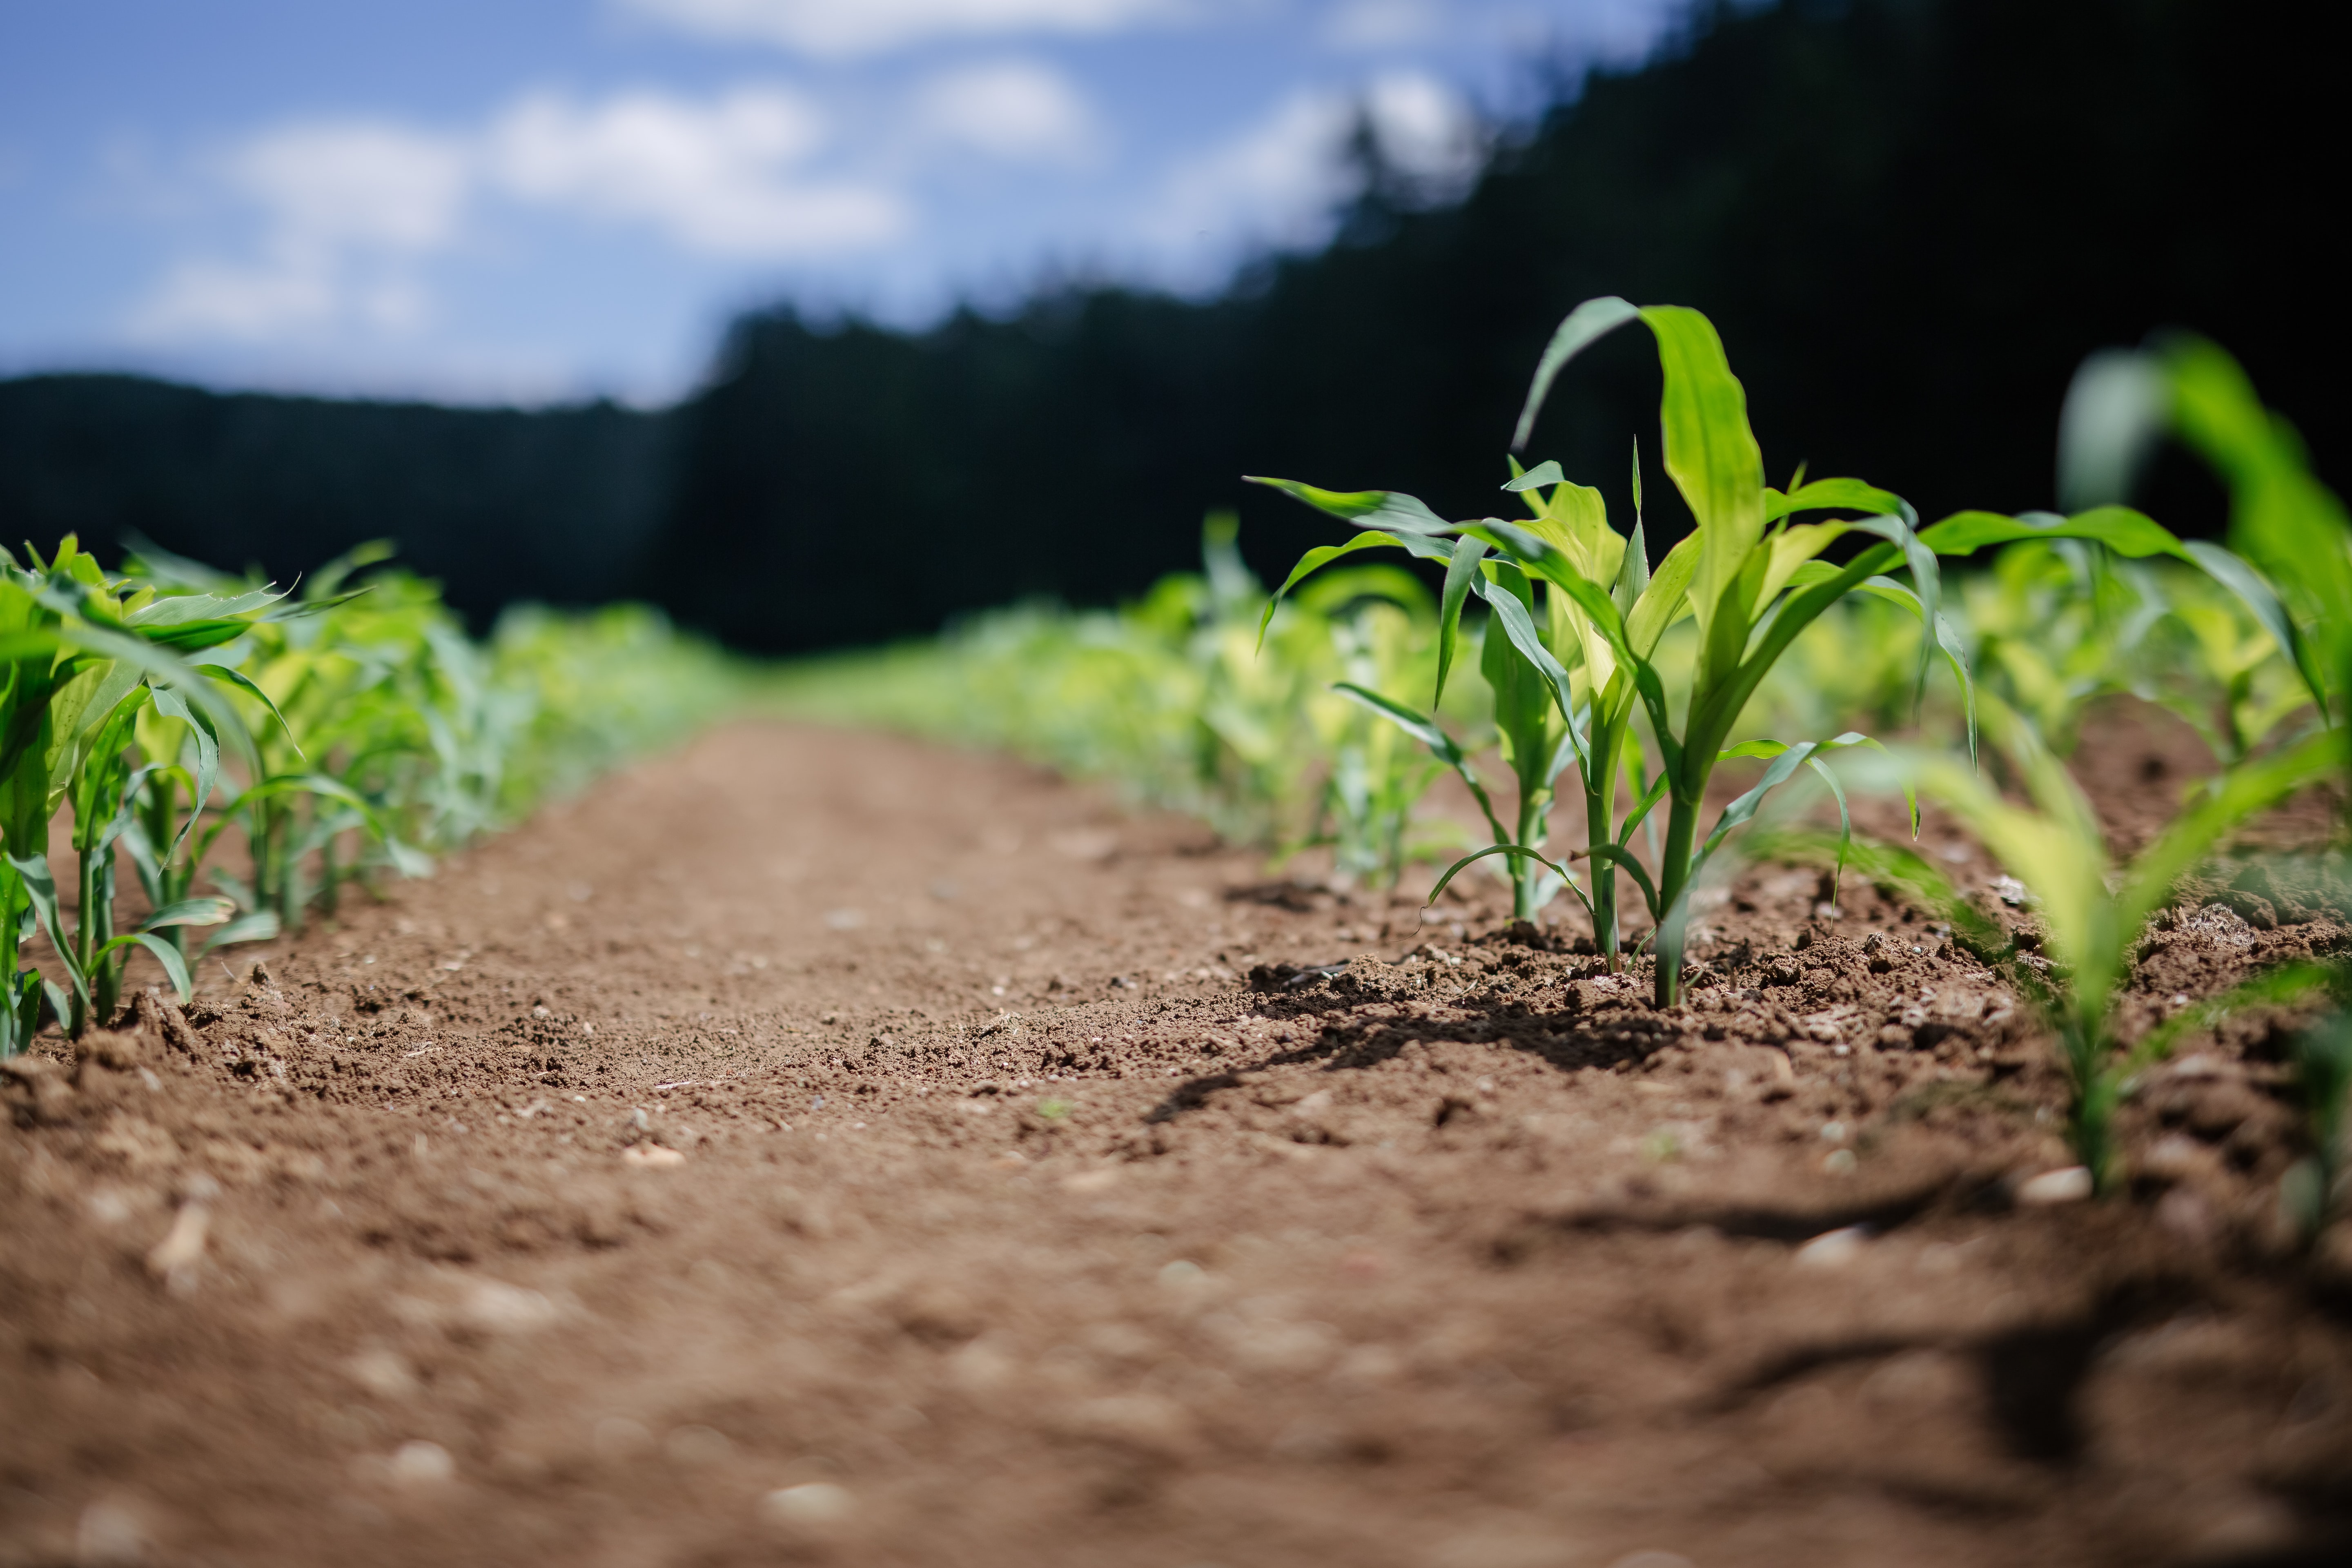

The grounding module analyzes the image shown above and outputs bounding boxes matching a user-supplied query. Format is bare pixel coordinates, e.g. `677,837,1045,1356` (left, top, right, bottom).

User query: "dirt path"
4,722,2349,1568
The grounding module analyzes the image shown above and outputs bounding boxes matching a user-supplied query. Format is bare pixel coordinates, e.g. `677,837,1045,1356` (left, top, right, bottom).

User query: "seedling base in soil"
4,721,2349,1568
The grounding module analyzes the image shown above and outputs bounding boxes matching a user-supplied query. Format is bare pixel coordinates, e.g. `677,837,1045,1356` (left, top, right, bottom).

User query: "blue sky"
0,1,1679,405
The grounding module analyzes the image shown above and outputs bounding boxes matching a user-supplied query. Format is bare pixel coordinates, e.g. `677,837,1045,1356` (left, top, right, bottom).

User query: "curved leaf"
1639,305,1765,650
139,896,236,931
1918,506,2190,561
1242,477,1452,533
1764,477,1909,523
1434,534,1490,706
1428,842,1580,907
1511,295,1642,450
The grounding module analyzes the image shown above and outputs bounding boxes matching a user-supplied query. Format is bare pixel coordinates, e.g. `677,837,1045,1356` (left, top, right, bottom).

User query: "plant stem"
0,864,26,1057
1586,778,1618,963
71,845,99,1036
1512,782,1548,920
1585,707,1632,969
1653,791,1702,1008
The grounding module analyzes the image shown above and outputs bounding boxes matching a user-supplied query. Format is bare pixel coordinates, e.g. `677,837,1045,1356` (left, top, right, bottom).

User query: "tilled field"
4,721,2350,1568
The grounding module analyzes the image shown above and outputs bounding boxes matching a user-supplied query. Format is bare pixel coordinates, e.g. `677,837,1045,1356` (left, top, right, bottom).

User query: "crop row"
784,301,2351,1229
1,542,740,1056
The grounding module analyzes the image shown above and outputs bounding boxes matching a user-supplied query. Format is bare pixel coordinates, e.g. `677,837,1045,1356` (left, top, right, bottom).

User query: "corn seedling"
1809,696,2343,1188
0,537,286,1045
1,535,739,1049
2062,335,2343,738
1300,567,1447,887
1256,299,1975,997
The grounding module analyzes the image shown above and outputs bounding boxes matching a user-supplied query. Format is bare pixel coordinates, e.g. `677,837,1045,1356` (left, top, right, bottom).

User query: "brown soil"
5,718,2352,1568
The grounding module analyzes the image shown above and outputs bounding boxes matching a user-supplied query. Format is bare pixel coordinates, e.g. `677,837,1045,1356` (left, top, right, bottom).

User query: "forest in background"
2,0,2341,651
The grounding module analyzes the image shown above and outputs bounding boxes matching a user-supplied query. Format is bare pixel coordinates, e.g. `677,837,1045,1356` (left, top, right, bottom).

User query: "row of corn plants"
1258,299,2345,1218
1,538,741,1054
784,299,2345,1227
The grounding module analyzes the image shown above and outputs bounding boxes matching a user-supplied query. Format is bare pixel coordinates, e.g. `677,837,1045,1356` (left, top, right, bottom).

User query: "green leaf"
2160,334,2352,645
1333,682,1452,758
2056,347,2169,511
1428,842,1577,906
1615,768,1672,846
1473,572,1580,757
1852,574,1979,765
1243,477,1452,533
1512,295,1642,451
201,911,283,954
123,586,287,627
140,896,236,930
1468,519,1638,672
1333,682,1510,847
1502,461,1565,493
1764,477,1909,523
6,851,88,1007
1918,506,2191,560
2115,727,2346,945
1434,534,1490,706
1844,510,1940,712
146,685,221,861
1257,528,1453,648
126,931,194,1001
2178,540,2329,719
1638,305,1765,647
1581,843,1661,915
2123,961,2336,1082
195,659,304,753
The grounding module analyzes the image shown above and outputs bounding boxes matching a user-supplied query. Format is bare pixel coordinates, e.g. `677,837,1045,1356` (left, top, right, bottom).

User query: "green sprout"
1800,697,2341,1190
1254,299,1958,998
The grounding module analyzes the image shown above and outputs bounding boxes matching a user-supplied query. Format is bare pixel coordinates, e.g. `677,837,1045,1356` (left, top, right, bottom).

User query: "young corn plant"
1260,300,2314,1007
2063,335,2352,1224
1299,567,1446,888
2062,334,2343,733
129,543,445,935
1256,298,1960,993
1814,697,2343,1189
0,538,269,1045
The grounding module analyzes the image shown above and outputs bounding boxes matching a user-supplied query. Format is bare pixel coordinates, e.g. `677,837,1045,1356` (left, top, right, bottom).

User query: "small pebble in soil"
2016,1165,2093,1205
75,1499,151,1565
1795,1227,1871,1269
764,1482,853,1528
388,1441,454,1487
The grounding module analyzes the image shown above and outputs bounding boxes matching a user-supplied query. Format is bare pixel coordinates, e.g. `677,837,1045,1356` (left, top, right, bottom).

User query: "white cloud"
619,0,1178,58
131,84,913,345
1151,89,1354,253
227,122,470,256
129,120,466,342
1321,0,1442,50
486,86,906,256
911,59,1104,164
1362,69,1480,185
1144,69,1476,262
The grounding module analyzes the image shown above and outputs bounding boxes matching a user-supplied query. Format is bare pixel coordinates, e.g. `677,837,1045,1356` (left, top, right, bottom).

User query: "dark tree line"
3,0,2342,650
0,373,670,624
